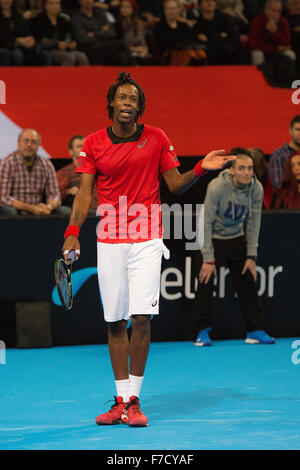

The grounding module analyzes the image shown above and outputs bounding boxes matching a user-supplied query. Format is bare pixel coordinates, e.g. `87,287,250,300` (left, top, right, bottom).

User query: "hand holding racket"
54,250,77,310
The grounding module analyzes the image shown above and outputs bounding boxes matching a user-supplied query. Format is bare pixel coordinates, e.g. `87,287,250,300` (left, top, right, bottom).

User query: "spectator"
137,0,163,29
249,0,296,87
33,0,89,66
192,148,275,347
71,0,133,65
269,114,300,190
180,0,201,23
247,147,274,208
285,0,300,74
192,0,243,65
243,0,266,23
0,129,61,216
15,0,43,20
0,0,51,66
155,0,207,65
216,0,249,35
56,134,98,215
271,152,300,208
93,1,120,21
116,0,151,64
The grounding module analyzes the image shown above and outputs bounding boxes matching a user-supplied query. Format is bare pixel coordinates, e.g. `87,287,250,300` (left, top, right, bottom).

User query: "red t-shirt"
76,124,180,243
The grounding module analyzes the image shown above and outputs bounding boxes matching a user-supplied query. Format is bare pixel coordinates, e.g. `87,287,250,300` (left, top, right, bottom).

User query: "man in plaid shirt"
0,128,61,216
269,114,300,191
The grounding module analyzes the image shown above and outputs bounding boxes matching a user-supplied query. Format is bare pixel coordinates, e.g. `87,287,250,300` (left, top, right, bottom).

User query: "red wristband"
194,160,208,177
206,261,215,265
64,225,80,239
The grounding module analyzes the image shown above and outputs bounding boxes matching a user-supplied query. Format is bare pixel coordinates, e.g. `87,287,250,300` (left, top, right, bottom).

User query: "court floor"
1,338,300,451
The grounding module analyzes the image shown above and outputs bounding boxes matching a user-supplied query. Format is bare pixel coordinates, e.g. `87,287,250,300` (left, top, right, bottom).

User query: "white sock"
115,379,129,402
128,374,144,399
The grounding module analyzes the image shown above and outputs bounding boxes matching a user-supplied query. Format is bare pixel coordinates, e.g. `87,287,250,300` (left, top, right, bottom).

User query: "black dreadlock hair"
106,71,146,121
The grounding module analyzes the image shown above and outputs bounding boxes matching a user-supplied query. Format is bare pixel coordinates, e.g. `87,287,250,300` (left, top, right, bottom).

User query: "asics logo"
138,139,147,149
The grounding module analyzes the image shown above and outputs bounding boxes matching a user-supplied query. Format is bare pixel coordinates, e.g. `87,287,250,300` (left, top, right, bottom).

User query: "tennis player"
62,71,235,427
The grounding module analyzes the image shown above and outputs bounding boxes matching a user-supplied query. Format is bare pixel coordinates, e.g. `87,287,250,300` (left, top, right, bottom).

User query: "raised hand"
201,150,236,171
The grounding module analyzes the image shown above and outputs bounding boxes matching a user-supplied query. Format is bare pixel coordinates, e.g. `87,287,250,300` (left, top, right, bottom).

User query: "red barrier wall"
0,65,297,158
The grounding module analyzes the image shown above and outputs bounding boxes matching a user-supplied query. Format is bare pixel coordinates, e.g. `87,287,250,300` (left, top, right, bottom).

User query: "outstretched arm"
162,150,235,195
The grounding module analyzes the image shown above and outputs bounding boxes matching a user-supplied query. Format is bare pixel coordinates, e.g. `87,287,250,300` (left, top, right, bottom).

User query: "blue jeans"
0,48,24,66
0,205,18,216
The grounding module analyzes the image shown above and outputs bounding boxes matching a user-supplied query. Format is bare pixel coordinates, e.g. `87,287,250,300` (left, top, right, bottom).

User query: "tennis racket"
54,250,75,310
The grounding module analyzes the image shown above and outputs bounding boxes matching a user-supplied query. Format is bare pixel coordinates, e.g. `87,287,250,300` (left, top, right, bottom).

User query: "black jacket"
33,11,73,49
0,12,31,48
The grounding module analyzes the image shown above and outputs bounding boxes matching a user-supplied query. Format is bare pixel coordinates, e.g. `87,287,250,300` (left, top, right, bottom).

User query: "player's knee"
131,315,150,335
108,319,127,337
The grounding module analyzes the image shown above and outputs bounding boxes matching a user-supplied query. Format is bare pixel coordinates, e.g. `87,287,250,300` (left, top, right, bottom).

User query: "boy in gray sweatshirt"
193,148,275,346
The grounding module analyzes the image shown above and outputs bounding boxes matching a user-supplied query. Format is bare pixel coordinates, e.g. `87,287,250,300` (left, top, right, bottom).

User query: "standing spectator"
249,0,296,87
0,0,51,65
192,0,242,65
71,0,133,65
155,0,207,65
56,135,98,215
271,153,300,208
16,0,43,20
33,0,89,65
0,129,61,216
116,0,151,64
269,115,300,190
193,148,275,346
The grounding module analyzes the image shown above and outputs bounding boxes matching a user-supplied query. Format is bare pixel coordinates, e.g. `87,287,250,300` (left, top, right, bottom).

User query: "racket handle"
67,250,75,263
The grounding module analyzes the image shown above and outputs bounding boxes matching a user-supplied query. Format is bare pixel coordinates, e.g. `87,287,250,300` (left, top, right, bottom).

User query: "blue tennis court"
1,338,300,450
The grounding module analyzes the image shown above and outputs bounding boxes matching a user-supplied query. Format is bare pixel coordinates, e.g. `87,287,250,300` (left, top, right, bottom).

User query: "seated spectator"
247,146,274,208
180,0,201,24
0,0,51,66
269,114,300,190
56,134,98,215
71,0,134,65
15,0,43,20
116,0,152,64
285,0,300,74
93,0,120,21
137,0,163,29
216,0,249,36
192,0,244,65
249,0,296,87
0,129,61,216
33,0,89,66
155,0,207,65
270,152,300,208
243,0,265,23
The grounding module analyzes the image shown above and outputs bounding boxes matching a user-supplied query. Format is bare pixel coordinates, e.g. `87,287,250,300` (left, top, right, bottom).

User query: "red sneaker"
125,396,148,427
95,396,125,425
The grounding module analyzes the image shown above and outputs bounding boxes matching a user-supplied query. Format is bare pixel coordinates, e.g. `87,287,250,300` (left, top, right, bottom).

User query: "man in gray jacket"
193,148,275,346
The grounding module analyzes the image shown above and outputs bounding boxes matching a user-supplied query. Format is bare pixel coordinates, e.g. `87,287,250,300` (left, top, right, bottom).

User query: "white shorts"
97,239,170,322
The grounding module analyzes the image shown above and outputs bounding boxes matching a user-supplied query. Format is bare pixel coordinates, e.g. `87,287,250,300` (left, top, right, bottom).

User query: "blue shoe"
194,327,212,346
245,330,276,344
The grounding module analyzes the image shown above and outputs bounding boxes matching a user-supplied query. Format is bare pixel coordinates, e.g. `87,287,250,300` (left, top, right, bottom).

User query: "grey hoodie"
201,169,264,262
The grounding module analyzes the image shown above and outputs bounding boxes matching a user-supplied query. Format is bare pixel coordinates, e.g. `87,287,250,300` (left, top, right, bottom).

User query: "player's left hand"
241,259,257,281
201,150,236,171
